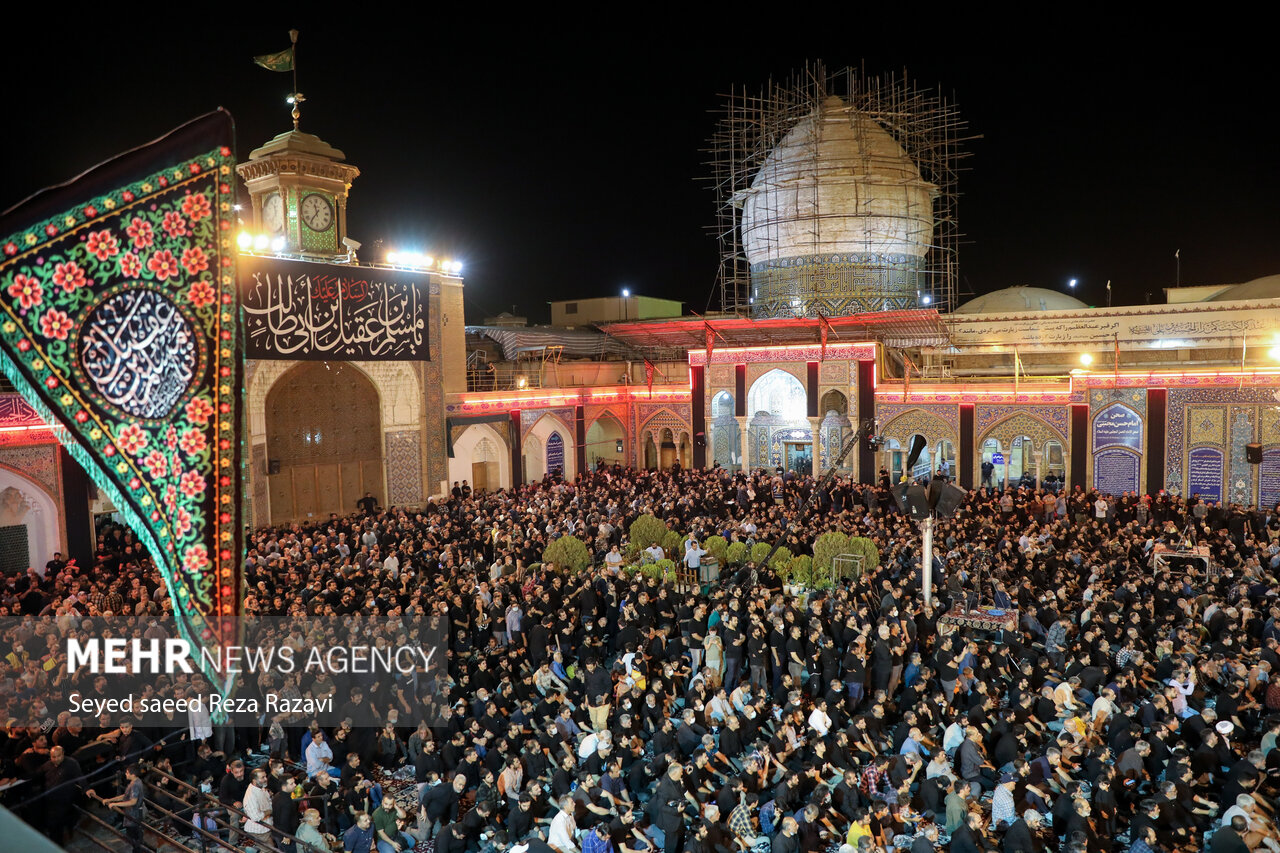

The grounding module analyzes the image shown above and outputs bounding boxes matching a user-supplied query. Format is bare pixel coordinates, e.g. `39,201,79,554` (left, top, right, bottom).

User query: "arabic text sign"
1092,403,1142,451
241,256,429,360
1094,449,1139,495
1186,447,1224,503
1260,449,1280,510
946,303,1280,350
546,432,565,475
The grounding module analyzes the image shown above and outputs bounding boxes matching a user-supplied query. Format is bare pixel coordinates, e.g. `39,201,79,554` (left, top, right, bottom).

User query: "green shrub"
622,564,642,578
726,541,748,566
768,546,792,571
661,530,684,559
629,514,668,550
542,536,591,574
703,535,728,566
749,542,772,565
640,563,663,581
846,536,881,576
812,531,850,576
654,558,677,582
787,554,812,581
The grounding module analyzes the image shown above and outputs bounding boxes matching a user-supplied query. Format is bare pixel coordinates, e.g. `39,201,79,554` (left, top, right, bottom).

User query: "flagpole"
289,29,301,129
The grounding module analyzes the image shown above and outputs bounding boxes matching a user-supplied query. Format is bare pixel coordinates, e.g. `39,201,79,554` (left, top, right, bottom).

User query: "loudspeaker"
615,439,624,453
904,434,928,471
930,482,967,519
1247,443,1263,464
267,459,281,475
694,432,707,448
892,483,931,520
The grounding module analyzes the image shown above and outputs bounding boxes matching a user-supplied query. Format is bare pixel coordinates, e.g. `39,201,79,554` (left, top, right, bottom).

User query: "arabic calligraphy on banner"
241,256,428,360
946,303,1280,350
1092,403,1142,451
1186,447,1224,503
80,289,197,419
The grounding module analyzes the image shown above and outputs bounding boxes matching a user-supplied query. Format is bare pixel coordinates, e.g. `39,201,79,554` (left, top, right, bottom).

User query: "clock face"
300,193,334,232
263,193,284,233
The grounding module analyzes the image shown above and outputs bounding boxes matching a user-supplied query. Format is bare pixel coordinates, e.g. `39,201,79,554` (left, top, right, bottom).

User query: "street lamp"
1068,278,1078,289
621,288,630,322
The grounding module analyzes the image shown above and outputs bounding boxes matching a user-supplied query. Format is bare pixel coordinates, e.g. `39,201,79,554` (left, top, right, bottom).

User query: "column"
809,416,822,477
737,416,750,472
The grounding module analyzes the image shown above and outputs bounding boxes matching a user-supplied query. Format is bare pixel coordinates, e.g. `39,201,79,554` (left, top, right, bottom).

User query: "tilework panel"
385,430,423,507
251,443,269,529
1229,408,1255,506
1187,407,1228,446
0,444,58,497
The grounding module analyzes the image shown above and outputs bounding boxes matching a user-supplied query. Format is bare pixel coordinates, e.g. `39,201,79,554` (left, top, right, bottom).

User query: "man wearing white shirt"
548,795,579,853
807,699,832,737
242,768,274,849
643,543,664,562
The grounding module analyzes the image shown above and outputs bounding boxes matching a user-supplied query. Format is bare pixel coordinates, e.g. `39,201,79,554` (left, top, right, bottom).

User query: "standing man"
243,767,276,851
37,745,83,844
95,764,146,853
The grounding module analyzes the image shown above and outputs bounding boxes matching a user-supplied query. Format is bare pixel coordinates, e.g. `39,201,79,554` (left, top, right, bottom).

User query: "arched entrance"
266,362,383,524
659,428,677,469
643,433,658,469
980,438,1003,489
710,391,740,471
819,389,852,473
449,423,510,493
0,467,60,575
586,415,626,468
747,368,809,471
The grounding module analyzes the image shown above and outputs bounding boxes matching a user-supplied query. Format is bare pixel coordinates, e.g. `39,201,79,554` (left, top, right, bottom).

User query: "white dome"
739,96,936,265
953,286,1090,314
1207,274,1280,302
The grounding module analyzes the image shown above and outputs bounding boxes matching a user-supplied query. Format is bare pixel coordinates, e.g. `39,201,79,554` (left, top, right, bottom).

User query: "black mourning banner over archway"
240,255,429,361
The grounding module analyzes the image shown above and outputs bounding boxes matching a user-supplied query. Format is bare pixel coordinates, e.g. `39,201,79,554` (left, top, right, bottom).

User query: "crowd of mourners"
1,461,1279,853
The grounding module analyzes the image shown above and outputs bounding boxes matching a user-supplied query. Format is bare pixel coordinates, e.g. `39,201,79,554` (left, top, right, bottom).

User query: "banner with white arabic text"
240,255,428,360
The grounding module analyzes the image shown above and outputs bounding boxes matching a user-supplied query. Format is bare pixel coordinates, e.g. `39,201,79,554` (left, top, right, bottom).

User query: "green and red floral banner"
0,111,244,696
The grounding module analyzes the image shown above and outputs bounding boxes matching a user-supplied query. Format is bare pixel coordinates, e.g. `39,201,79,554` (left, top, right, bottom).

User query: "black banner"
240,256,429,360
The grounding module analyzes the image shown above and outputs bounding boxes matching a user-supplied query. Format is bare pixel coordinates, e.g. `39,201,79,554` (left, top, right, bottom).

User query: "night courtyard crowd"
1,462,1279,853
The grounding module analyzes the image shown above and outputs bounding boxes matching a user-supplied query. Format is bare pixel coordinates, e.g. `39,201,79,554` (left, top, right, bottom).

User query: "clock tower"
235,129,359,256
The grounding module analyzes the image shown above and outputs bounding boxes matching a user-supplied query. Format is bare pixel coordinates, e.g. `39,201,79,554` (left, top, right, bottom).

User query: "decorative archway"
0,466,60,575
585,413,626,468
449,422,510,493
819,390,852,472
525,413,576,481
265,362,383,523
979,412,1069,490
710,391,740,471
747,369,809,469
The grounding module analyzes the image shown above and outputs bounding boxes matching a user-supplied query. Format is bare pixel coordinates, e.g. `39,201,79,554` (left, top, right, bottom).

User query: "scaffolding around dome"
707,63,973,319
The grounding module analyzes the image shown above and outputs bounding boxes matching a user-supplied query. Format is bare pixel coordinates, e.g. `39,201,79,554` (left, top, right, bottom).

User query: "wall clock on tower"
300,193,333,232
263,193,285,234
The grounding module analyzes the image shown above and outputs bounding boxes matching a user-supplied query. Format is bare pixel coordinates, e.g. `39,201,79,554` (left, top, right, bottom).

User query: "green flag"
254,47,293,72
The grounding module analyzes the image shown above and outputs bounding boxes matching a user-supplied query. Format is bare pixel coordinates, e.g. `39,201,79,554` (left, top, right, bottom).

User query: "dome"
739,96,937,318
739,97,935,263
953,286,1090,315
1206,273,1280,302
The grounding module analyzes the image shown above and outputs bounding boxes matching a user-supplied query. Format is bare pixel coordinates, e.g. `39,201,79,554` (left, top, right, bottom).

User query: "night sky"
3,23,1276,324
